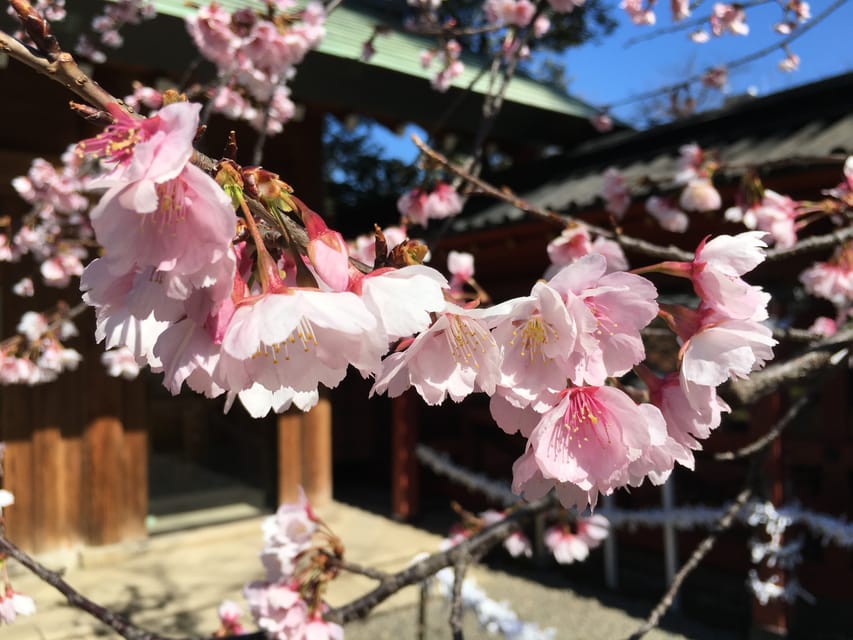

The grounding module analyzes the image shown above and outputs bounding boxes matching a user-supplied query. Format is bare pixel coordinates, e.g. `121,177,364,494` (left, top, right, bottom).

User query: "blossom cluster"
0,310,81,385
59,89,780,516
186,2,325,133
543,514,609,564
243,491,343,640
5,149,94,292
74,0,156,64
397,181,463,226
0,491,37,627
420,39,465,92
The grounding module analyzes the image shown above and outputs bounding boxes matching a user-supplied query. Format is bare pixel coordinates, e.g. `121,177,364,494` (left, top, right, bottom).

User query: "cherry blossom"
518,386,672,509
547,253,658,384
397,182,463,226
645,196,688,232
601,168,630,219
544,514,609,564
679,178,721,212
710,3,749,36
778,51,800,73
371,301,509,405
799,240,853,306
620,0,656,25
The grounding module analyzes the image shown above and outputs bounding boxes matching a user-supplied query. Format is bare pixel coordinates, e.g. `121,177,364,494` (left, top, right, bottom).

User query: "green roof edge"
149,0,597,118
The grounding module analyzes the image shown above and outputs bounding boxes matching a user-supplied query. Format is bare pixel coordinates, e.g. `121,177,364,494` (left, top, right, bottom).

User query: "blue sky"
368,0,853,159
564,0,853,120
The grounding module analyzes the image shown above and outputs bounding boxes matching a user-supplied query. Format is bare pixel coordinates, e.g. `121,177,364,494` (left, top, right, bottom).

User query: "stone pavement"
4,501,738,640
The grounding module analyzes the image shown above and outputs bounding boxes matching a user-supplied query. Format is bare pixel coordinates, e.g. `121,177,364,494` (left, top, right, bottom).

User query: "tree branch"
326,494,557,624
626,486,753,640
0,535,176,640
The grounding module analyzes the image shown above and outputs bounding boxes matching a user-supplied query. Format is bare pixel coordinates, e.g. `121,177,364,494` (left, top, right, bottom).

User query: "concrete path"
4,501,737,640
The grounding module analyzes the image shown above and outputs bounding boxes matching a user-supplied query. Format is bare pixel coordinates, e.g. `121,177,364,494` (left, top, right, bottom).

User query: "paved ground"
5,501,741,640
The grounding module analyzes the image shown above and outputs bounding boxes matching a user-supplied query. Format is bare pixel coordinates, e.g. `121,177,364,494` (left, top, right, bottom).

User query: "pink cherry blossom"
523,386,671,507
602,167,630,219
544,515,609,564
690,231,771,320
700,66,728,89
710,3,749,36
358,265,448,342
778,51,800,72
679,178,721,211
639,368,729,466
397,182,463,226
479,510,533,558
547,253,658,384
800,241,853,306
620,0,656,24
590,112,613,132
671,0,690,20
371,301,509,405
243,580,308,639
219,288,380,396
808,316,837,336
302,206,351,292
216,600,245,635
77,101,200,185
680,314,777,387
646,196,689,232
491,281,594,401
90,163,237,281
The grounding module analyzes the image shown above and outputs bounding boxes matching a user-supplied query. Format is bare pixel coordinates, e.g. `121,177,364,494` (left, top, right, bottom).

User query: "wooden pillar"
391,391,419,520
302,396,332,508
277,395,332,508
277,411,302,505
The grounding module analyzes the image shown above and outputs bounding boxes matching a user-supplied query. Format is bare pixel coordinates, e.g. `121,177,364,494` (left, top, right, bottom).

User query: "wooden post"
391,391,419,520
277,411,302,505
301,396,332,508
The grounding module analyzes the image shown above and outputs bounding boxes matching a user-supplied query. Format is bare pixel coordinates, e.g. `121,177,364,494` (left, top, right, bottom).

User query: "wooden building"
389,73,853,636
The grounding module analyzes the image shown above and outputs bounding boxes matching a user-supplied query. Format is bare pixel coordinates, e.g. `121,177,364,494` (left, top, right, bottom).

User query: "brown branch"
326,494,557,624
0,535,175,640
0,30,121,115
726,325,853,405
607,0,848,111
333,559,390,581
450,561,466,640
626,486,752,640
764,225,853,262
622,0,773,47
712,392,810,461
412,134,696,261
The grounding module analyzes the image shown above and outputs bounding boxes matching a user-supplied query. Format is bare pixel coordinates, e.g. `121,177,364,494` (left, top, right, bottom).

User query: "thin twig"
622,0,773,47
413,134,697,261
450,561,466,640
0,535,176,640
326,494,557,624
333,559,390,581
626,486,753,640
713,393,811,461
606,0,848,111
0,30,119,115
726,324,853,405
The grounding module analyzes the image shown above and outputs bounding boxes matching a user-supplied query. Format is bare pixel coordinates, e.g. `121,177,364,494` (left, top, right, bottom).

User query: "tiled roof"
453,73,853,232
